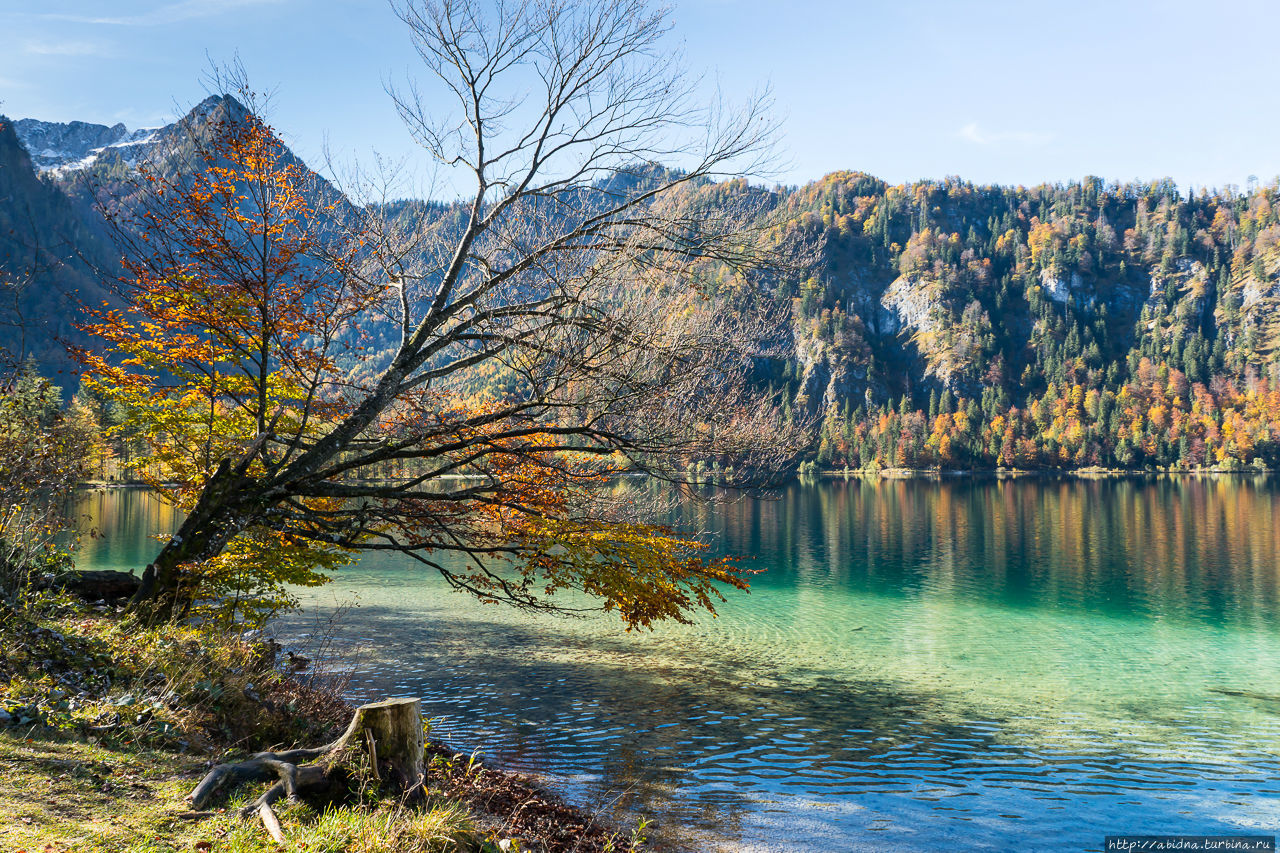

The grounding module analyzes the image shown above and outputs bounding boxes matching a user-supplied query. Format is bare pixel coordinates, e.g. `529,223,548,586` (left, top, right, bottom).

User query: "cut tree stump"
342,697,424,791
187,697,424,843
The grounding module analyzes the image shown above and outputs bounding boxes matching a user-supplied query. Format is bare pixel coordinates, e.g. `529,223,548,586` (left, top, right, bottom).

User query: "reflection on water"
699,477,1280,625
74,488,183,574
77,477,1280,852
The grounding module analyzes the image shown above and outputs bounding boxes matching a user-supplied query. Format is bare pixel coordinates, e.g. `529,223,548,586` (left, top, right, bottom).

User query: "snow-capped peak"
12,117,161,175
12,95,252,178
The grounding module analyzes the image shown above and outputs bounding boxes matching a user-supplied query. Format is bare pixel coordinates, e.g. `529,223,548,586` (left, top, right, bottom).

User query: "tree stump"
188,697,424,842
343,696,422,788
332,697,424,792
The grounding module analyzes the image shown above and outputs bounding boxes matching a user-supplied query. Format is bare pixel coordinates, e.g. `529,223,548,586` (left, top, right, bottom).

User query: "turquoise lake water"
76,478,1280,851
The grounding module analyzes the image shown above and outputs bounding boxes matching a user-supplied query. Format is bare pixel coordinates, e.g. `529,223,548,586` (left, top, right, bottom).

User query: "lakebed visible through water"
77,478,1280,851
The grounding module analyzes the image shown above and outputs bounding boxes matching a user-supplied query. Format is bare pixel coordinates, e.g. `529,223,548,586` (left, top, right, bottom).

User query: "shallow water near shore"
77,478,1280,851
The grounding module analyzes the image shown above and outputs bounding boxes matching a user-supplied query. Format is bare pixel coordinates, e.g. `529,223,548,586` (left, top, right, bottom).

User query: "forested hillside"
741,172,1280,471
4,98,1279,472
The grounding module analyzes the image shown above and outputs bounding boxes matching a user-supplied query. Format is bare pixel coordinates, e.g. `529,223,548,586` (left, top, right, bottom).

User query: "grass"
0,729,201,851
0,596,484,853
0,594,653,853
0,729,484,851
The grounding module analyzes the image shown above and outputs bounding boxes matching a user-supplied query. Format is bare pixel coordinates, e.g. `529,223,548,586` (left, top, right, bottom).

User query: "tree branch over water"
77,0,806,626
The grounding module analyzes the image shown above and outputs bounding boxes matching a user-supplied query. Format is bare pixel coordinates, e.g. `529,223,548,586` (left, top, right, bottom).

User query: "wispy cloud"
958,122,1053,146
41,0,285,26
23,39,110,57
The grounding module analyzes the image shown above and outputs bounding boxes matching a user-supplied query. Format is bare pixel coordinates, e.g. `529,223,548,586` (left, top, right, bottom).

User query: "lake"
75,477,1280,851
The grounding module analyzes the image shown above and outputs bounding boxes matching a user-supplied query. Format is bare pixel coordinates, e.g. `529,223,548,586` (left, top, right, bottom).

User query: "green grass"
0,729,484,851
0,729,202,851
0,596,652,853
0,598,487,853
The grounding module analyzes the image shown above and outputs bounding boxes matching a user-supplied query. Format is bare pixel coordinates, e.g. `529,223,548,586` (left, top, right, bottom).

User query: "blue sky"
3,0,1278,197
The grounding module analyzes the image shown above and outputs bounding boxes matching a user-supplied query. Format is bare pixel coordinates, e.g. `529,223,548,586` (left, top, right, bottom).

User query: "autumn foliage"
73,104,372,618
74,73,781,625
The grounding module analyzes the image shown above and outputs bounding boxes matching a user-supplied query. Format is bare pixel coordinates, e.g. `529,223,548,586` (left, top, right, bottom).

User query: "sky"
2,0,1279,198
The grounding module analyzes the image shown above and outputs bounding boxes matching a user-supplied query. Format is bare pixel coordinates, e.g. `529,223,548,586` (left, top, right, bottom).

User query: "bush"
0,365,90,602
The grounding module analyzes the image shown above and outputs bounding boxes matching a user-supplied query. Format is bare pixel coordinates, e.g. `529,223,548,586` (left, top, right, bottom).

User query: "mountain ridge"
4,100,1280,470
13,117,159,175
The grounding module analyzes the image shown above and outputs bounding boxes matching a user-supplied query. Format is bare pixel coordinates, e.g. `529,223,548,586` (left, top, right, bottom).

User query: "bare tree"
85,0,802,624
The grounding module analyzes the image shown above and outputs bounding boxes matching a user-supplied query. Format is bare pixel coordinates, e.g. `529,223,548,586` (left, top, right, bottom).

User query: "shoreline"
0,602,664,853
812,466,1273,480
79,465,1275,493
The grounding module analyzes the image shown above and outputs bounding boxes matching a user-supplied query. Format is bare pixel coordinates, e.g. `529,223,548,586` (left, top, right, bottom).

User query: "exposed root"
258,801,286,844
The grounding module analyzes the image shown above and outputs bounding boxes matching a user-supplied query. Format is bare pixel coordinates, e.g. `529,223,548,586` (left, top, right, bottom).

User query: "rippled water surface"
77,478,1280,851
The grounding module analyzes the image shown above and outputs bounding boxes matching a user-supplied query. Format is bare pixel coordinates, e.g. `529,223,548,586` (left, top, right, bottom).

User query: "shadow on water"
278,602,1018,843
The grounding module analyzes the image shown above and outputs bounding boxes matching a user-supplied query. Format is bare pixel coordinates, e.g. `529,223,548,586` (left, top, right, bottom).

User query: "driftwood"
188,697,424,842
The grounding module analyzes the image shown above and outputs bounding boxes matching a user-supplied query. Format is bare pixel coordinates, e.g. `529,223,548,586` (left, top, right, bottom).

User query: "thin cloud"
23,39,110,56
41,0,285,26
958,122,1052,146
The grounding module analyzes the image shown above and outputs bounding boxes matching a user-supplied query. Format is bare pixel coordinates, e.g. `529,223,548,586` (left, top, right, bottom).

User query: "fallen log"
188,697,424,842
42,569,142,602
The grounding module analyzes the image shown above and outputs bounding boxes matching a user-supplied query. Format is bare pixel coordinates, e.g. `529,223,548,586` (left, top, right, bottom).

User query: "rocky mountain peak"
10,94,249,178
12,116,160,175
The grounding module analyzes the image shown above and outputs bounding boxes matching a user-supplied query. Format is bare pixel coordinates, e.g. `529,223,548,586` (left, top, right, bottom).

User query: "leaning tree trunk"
189,698,424,843
129,453,265,619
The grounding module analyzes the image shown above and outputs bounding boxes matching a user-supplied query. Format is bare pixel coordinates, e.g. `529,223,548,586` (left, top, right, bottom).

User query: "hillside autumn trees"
767,170,1280,473
78,1,797,623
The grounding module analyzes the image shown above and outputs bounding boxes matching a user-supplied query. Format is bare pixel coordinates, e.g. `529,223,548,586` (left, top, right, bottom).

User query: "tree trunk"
129,455,261,618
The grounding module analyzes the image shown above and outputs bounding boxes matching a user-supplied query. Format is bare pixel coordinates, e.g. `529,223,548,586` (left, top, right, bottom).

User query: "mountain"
0,115,119,381
0,95,313,386
12,117,160,175
11,96,247,180
5,96,1280,470
737,172,1280,471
